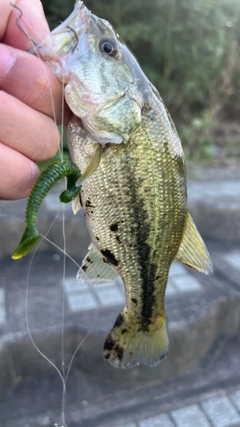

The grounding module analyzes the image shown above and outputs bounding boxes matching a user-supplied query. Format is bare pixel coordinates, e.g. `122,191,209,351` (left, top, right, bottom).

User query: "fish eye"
99,39,118,57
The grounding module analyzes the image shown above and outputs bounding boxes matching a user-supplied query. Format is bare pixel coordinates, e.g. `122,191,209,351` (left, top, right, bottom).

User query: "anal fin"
175,212,213,274
77,243,119,285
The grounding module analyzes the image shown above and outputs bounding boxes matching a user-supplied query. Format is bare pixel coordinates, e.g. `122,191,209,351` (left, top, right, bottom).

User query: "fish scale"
71,110,186,337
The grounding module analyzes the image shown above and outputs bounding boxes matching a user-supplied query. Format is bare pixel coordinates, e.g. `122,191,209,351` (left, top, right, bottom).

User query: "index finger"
1,0,49,50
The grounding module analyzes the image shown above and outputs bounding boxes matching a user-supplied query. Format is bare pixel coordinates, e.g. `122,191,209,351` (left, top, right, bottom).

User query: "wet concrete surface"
0,322,240,427
0,172,240,427
0,238,240,426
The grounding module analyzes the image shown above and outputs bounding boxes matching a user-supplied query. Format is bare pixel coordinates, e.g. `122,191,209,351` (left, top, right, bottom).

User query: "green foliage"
179,111,216,160
42,0,240,159
42,0,240,116
41,0,75,29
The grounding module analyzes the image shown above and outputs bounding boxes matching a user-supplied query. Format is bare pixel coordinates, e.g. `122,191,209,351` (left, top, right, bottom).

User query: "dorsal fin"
175,213,213,274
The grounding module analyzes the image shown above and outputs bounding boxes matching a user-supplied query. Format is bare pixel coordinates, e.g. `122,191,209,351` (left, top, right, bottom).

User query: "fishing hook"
9,2,37,46
66,25,79,53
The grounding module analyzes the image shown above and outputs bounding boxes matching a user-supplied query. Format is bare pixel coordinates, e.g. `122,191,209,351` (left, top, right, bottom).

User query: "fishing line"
10,2,58,130
9,5,69,425
8,4,99,424
9,3,37,46
60,73,67,424
25,214,98,427
52,32,98,425
23,214,99,427
61,211,68,425
42,234,99,386
0,213,25,221
25,216,69,427
65,292,99,385
42,236,80,269
38,231,99,427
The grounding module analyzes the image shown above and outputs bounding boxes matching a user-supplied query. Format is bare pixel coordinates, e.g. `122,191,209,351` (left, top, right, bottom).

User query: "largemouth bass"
36,1,212,368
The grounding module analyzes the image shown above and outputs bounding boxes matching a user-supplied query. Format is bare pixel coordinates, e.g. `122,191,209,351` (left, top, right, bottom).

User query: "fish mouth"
32,1,91,81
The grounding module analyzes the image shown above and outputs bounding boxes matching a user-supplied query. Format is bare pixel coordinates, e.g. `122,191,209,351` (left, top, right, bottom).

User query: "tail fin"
103,311,169,368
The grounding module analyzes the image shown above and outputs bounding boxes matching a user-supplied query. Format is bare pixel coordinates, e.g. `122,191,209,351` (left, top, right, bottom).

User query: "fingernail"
0,45,16,78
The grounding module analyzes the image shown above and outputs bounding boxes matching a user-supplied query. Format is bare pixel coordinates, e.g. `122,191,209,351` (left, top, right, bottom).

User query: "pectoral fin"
71,143,103,214
175,213,213,274
77,143,103,185
72,195,81,215
77,243,119,285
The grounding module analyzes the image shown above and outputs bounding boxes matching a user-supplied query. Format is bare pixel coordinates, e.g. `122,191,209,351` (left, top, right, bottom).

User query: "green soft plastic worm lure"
12,160,81,260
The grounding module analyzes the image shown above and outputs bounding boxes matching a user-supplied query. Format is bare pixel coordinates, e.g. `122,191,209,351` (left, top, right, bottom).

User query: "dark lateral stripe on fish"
125,168,157,326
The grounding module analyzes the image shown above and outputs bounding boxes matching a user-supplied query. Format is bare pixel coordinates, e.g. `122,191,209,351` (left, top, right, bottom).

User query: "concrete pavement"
0,166,240,426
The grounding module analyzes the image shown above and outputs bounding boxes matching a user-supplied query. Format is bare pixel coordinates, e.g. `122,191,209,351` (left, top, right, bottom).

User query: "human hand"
0,0,63,200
